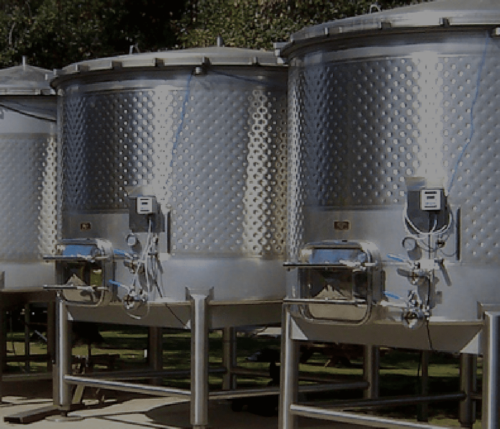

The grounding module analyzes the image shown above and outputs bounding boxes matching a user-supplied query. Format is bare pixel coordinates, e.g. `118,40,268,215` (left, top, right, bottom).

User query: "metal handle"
44,284,80,291
285,261,376,270
284,262,359,269
43,254,109,263
285,297,367,306
43,284,106,292
287,298,373,326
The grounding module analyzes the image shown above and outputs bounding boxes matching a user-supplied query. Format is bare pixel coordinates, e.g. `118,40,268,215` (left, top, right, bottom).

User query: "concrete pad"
0,380,369,429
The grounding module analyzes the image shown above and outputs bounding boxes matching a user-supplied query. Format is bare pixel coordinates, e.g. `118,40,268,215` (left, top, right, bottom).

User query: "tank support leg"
459,353,477,428
279,305,299,429
47,301,56,372
24,303,31,372
54,292,72,413
363,345,379,400
188,289,211,429
148,327,163,386
222,327,237,390
482,311,500,429
0,307,5,402
417,350,430,422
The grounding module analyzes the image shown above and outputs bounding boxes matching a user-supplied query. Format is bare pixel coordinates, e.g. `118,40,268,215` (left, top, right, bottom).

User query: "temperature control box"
406,188,448,233
128,195,164,233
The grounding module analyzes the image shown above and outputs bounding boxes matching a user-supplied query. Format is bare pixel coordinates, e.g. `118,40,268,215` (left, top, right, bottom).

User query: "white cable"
403,203,452,238
123,218,162,320
402,204,453,255
122,221,151,319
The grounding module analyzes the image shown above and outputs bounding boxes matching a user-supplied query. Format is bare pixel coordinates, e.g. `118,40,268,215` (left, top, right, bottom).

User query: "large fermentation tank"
279,0,500,353
0,60,57,291
50,47,287,326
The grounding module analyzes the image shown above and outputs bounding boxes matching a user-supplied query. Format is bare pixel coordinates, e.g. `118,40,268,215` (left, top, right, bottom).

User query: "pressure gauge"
402,236,418,252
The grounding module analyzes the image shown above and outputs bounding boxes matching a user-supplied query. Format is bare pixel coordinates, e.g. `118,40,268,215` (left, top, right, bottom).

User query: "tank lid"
52,46,285,80
279,0,500,56
0,60,54,95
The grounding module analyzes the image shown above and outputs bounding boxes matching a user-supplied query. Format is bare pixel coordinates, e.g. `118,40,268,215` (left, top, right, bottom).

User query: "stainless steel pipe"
290,404,457,429
482,311,500,429
418,351,430,422
222,327,237,391
279,307,299,429
189,289,210,429
64,375,190,398
233,365,368,386
299,392,466,410
147,327,163,386
459,353,477,428
363,345,379,400
3,373,53,382
54,293,72,412
211,382,364,401
79,367,226,381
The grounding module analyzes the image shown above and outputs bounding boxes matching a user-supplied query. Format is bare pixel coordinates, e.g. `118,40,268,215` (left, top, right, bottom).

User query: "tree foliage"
0,0,429,69
173,0,427,50
0,0,185,69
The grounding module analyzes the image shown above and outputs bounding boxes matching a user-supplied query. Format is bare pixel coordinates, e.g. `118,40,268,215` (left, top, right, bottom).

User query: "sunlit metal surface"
52,47,288,306
0,63,56,289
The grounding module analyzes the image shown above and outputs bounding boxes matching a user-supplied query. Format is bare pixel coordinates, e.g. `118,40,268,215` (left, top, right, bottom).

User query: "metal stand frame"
279,303,478,429
0,294,56,404
53,290,213,427
52,289,283,428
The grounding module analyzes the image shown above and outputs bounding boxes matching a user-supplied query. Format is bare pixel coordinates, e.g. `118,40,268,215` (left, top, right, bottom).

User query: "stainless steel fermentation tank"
0,59,57,291
49,47,287,428
277,1,500,428
51,47,287,319
0,59,57,400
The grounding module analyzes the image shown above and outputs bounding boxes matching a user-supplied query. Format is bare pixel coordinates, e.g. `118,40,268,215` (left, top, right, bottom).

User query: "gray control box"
128,195,164,233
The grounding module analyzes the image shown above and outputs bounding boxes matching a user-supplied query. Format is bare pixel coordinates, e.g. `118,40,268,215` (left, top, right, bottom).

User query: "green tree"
0,0,428,69
173,0,426,50
0,0,185,69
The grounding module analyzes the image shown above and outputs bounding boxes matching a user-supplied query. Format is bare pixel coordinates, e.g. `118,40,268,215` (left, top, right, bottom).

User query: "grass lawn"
5,322,482,428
